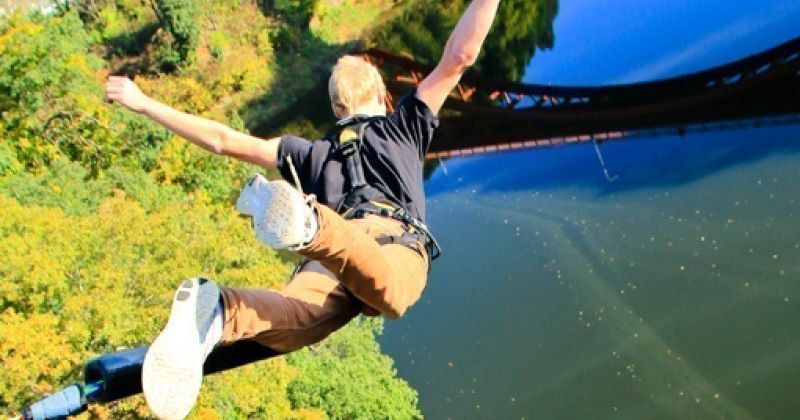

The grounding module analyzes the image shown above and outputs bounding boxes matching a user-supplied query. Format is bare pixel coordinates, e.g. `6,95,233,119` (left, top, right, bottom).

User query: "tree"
372,0,559,82
152,0,201,69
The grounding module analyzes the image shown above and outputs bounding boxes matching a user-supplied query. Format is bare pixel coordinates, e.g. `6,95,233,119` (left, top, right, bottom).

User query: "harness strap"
338,122,369,190
330,116,442,263
331,117,389,213
345,201,442,262
375,234,425,259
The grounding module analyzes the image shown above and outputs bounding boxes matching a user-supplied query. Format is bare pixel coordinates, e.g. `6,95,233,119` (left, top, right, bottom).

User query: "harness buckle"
347,202,442,262
338,138,359,157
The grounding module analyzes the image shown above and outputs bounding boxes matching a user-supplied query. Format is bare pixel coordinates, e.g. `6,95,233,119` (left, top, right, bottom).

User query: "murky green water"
381,126,800,418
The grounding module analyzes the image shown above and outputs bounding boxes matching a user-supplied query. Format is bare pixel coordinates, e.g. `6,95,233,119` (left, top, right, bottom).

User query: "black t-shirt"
276,90,439,222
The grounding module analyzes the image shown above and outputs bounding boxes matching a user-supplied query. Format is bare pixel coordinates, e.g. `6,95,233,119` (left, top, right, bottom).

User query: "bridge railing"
364,35,800,111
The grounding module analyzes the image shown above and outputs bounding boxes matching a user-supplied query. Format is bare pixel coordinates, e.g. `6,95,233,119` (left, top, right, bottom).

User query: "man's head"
328,55,387,120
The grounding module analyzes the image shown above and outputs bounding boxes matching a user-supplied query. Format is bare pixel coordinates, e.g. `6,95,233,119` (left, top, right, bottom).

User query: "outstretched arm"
416,0,501,115
105,76,279,169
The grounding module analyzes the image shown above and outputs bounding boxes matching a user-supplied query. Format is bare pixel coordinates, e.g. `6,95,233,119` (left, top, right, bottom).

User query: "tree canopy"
0,1,420,417
373,0,558,82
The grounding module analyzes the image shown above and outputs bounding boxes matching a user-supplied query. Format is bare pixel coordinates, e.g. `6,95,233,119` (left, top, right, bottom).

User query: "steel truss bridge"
364,36,800,159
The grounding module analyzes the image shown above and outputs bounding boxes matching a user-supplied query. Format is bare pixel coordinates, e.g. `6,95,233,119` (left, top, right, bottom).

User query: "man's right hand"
105,76,151,114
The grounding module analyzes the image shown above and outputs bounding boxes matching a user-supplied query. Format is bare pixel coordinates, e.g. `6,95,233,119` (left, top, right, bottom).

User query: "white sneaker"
237,174,316,250
142,278,221,420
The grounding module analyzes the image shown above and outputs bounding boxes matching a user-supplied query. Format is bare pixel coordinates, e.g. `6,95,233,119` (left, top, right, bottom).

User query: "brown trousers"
219,203,429,353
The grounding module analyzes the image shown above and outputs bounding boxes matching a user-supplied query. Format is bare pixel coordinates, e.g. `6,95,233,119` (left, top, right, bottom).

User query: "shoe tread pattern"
142,278,220,420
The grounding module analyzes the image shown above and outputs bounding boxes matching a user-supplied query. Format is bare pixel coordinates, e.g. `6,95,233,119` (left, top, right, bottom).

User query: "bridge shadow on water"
425,122,800,198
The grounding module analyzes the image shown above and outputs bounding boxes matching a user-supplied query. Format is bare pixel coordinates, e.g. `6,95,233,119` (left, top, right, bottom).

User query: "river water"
379,2,800,418
382,125,800,418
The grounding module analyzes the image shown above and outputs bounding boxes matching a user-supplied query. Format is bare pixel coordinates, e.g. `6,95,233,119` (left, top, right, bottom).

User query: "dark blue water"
379,1,800,418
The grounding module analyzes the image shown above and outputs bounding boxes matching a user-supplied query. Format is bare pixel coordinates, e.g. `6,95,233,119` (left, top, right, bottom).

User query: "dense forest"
0,0,556,418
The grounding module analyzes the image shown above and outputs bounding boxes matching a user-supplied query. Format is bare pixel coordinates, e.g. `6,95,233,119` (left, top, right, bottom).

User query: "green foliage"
0,160,186,216
373,0,558,82
0,11,171,175
0,2,429,418
0,12,95,166
105,163,187,211
0,140,22,175
483,0,558,81
287,317,422,419
259,0,320,52
0,191,419,418
0,193,294,414
310,0,394,44
96,0,160,55
1,160,117,216
153,135,257,204
153,0,201,69
262,0,320,26
197,358,306,419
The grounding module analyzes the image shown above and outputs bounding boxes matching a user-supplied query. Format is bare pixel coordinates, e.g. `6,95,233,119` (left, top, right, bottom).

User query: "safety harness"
329,115,442,262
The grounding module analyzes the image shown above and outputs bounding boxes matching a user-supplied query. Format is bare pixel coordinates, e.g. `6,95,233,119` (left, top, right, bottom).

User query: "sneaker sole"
237,174,268,217
142,278,220,420
258,180,310,249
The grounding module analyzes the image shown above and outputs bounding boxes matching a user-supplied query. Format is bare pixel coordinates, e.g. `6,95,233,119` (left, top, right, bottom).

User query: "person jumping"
104,1,501,418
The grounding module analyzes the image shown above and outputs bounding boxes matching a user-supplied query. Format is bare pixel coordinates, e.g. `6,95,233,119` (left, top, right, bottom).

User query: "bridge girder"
364,36,800,157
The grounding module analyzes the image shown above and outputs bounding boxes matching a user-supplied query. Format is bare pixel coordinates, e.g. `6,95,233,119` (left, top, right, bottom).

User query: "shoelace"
285,155,304,195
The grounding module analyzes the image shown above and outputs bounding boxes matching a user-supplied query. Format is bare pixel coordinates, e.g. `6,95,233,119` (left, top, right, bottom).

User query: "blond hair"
328,55,386,112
